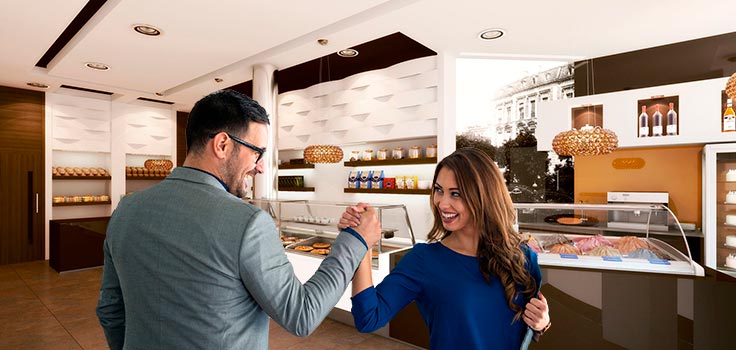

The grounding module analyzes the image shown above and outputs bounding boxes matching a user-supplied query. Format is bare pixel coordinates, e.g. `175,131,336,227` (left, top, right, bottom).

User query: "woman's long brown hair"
427,147,536,320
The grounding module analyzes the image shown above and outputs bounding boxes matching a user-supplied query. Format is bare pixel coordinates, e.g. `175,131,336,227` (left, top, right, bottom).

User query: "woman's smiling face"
432,167,473,236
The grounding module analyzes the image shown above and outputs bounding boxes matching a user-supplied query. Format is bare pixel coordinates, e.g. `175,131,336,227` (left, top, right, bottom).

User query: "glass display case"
246,199,416,270
703,143,736,278
515,203,704,276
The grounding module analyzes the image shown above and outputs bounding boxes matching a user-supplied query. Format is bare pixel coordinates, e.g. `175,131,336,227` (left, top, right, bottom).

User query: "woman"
340,148,550,349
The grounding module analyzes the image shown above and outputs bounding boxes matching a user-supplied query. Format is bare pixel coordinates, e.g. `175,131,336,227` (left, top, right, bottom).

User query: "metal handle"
27,171,33,244
35,193,39,214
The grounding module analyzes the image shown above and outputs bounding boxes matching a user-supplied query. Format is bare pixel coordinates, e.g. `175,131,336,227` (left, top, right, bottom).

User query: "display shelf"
344,157,437,167
53,175,111,180
344,188,431,195
279,163,315,169
126,175,168,180
53,200,111,207
520,222,704,238
278,187,315,192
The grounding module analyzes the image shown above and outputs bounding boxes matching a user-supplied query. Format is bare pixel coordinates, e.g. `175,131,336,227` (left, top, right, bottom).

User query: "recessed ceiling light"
133,24,162,36
27,82,49,89
337,48,359,58
214,77,224,83
478,28,505,41
85,62,110,71
154,92,164,96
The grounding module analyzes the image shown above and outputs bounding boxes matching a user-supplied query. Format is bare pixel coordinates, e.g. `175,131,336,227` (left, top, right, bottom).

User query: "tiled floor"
1,261,417,350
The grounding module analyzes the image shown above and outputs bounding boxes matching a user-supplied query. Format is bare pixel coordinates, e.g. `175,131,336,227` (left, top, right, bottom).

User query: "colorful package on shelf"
348,171,360,189
383,177,396,189
370,170,384,189
359,170,372,189
405,175,418,189
395,176,406,189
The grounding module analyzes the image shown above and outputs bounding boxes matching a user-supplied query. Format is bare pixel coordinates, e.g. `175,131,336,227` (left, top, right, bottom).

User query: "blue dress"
351,242,542,349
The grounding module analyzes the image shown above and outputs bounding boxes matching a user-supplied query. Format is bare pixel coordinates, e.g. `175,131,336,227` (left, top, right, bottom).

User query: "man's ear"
210,132,229,160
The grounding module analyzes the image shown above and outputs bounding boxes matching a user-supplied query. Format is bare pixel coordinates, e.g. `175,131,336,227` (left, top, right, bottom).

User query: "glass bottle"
666,103,678,136
638,106,649,137
652,105,663,136
724,99,736,133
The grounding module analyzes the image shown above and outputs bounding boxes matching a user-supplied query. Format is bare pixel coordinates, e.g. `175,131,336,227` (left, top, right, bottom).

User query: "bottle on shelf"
724,99,736,133
666,103,678,136
638,106,649,137
652,105,663,137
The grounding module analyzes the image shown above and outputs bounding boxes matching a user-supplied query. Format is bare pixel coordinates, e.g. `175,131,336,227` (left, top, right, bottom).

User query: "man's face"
223,122,268,198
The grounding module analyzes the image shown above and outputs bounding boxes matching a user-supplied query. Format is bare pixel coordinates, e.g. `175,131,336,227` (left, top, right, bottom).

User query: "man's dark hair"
186,90,270,153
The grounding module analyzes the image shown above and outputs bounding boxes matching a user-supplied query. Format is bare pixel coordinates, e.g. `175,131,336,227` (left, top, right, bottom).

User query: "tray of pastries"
52,166,110,177
286,236,334,257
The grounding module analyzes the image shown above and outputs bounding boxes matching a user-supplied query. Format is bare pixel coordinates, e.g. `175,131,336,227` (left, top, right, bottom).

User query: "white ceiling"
1,0,735,110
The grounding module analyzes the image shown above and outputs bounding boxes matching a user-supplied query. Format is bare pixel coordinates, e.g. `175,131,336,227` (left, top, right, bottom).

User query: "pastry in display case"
515,203,704,276
703,143,736,277
246,199,416,271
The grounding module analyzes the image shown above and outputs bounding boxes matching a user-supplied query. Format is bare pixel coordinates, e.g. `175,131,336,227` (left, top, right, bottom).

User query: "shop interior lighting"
133,24,162,36
477,29,505,41
337,48,359,58
27,82,49,89
85,62,110,71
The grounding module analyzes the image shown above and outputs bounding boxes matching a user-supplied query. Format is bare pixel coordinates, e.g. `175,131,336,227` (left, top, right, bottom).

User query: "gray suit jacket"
96,167,367,350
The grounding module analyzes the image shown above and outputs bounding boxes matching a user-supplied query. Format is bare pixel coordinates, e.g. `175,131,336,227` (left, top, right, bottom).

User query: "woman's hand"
338,203,367,229
523,292,550,332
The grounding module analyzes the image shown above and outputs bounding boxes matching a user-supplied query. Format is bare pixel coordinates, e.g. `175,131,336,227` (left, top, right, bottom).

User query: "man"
96,90,381,350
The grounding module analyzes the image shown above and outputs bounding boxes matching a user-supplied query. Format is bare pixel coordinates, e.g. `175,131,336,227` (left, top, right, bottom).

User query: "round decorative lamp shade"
552,125,619,156
303,145,344,163
727,72,736,101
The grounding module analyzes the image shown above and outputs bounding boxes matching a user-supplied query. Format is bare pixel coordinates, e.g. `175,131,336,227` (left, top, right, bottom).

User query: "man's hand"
348,204,381,248
337,202,368,230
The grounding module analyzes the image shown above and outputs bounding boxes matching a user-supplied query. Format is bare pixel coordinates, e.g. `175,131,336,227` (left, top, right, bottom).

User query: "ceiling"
2,0,735,111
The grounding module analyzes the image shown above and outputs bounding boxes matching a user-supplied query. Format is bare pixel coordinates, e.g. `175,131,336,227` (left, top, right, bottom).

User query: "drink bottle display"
666,103,678,136
652,105,663,136
725,99,736,133
638,105,649,137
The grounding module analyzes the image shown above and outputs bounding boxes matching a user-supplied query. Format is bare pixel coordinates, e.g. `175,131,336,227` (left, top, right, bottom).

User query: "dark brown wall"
176,111,189,167
575,31,736,96
0,86,45,264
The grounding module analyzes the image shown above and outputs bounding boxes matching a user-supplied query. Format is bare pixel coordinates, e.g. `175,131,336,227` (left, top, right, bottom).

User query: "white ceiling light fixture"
337,48,359,58
133,24,162,36
85,62,110,71
477,28,505,41
27,82,49,89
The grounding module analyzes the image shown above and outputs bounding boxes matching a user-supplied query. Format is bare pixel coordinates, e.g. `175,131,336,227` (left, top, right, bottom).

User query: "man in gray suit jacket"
96,90,381,350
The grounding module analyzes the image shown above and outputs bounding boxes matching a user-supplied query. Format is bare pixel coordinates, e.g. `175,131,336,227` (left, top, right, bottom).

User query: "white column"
252,64,278,199
437,51,457,159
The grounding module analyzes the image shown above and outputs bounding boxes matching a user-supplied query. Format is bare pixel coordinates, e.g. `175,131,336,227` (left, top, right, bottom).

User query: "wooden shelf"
126,175,168,180
53,175,111,180
53,200,111,207
344,157,437,167
279,187,315,192
344,188,431,195
279,163,315,169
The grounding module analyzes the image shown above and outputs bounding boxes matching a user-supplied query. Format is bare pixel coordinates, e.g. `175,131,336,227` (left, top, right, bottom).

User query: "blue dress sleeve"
351,245,426,333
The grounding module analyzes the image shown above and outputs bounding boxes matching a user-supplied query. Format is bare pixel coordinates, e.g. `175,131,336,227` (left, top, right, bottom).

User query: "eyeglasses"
209,132,265,163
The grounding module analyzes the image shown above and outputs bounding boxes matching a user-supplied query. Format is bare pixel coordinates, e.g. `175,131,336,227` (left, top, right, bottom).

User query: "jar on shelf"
377,148,388,161
426,144,437,158
350,150,361,161
363,149,374,161
409,146,421,159
392,147,404,160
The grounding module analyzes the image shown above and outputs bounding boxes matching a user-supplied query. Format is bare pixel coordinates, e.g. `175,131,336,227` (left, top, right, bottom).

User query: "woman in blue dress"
340,148,550,349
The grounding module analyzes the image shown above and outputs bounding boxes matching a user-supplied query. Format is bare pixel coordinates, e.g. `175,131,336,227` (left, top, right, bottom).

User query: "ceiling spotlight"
85,62,110,71
337,48,359,58
478,28,505,41
317,39,329,46
133,24,162,36
27,82,49,89
154,92,164,96
214,77,224,83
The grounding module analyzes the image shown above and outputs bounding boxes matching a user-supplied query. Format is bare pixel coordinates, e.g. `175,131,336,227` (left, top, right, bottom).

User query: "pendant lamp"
726,72,736,101
552,60,618,156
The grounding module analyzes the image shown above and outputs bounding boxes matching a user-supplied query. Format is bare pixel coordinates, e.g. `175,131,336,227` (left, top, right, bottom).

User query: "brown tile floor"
1,261,418,350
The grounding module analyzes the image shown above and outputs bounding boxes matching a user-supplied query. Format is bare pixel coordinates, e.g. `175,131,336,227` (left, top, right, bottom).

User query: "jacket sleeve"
95,239,126,350
237,210,367,336
351,246,424,333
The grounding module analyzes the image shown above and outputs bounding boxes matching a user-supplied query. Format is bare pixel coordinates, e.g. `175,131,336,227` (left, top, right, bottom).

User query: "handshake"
339,203,382,248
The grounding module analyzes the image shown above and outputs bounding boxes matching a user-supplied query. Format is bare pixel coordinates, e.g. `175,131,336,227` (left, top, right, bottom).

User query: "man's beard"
223,149,248,198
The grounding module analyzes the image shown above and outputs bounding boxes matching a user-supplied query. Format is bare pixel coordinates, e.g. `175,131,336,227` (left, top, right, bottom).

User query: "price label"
602,256,623,262
559,254,578,259
648,258,671,265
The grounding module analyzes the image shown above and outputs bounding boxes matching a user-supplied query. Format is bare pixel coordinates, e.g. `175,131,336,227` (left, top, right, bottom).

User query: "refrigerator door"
703,143,736,277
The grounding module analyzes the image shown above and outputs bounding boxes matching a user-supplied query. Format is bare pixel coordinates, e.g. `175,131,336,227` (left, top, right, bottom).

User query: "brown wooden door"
0,86,45,264
0,152,44,264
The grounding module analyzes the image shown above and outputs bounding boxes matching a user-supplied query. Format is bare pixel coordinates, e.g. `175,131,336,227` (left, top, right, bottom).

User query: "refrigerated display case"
703,143,736,277
245,199,417,311
516,203,704,276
